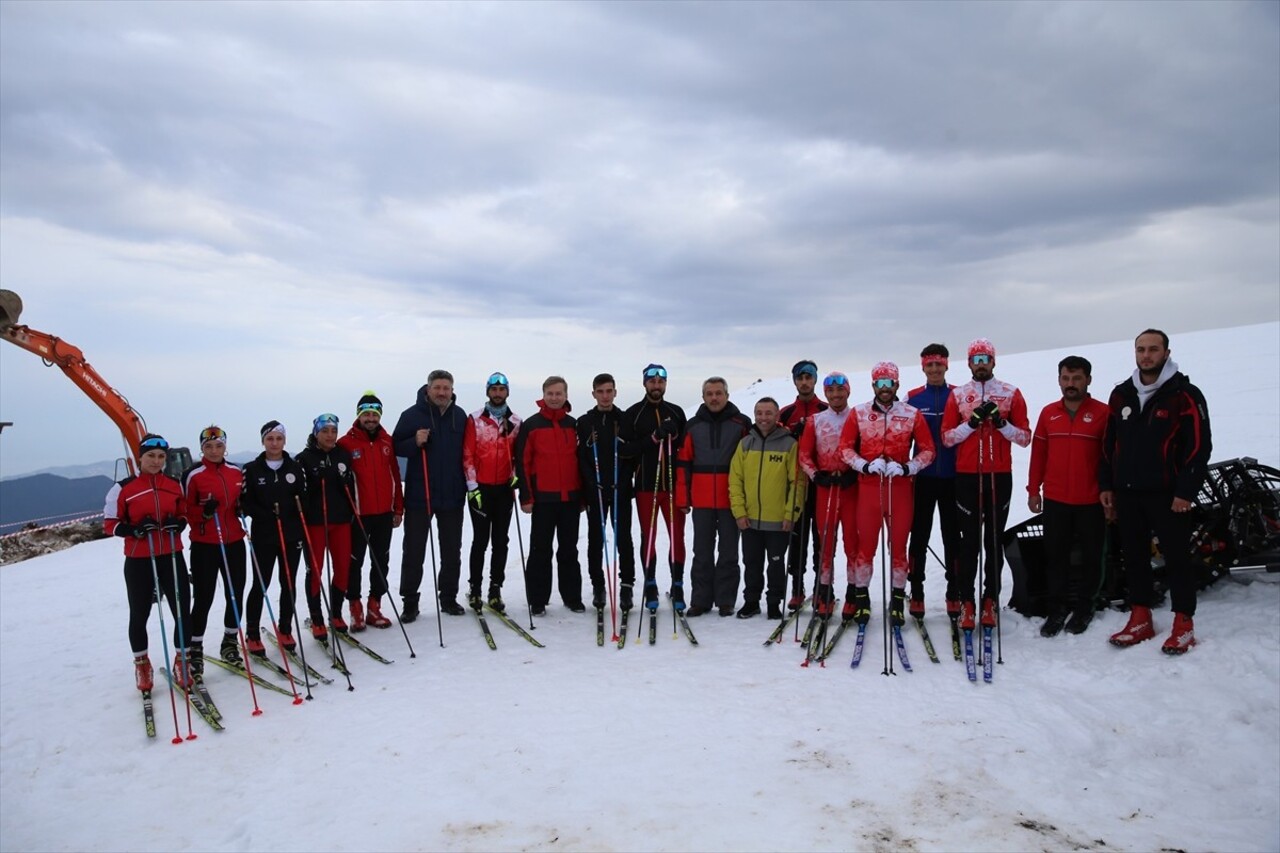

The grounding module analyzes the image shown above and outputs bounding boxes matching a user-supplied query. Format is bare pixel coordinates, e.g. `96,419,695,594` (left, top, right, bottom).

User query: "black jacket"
295,439,356,526
1099,371,1212,501
618,397,688,492
391,387,469,512
577,407,632,500
240,451,310,542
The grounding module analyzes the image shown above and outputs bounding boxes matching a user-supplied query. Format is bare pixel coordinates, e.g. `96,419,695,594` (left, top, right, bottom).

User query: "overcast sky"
1,0,1277,477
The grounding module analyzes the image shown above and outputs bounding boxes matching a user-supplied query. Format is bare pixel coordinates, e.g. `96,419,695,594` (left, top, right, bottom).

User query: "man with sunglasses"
779,360,828,610
619,364,689,613
463,372,521,613
1100,329,1212,654
339,392,404,630
797,372,859,618
906,344,959,620
941,339,1031,633
839,363,935,627
392,369,471,621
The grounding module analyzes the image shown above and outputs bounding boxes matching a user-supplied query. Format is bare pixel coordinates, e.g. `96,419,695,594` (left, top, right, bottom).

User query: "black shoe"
686,605,709,617
889,588,905,627
719,606,735,617
189,642,205,679
1064,607,1093,635
1041,609,1069,638
591,587,605,608
620,583,634,612
401,603,419,623
736,603,761,619
220,635,241,665
531,605,547,617
767,602,783,620
467,592,483,611
567,601,587,613
669,581,685,612
440,600,466,616
487,591,506,613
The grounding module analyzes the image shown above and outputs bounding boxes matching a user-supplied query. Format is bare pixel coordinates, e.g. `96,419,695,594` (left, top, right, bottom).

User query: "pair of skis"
472,603,545,649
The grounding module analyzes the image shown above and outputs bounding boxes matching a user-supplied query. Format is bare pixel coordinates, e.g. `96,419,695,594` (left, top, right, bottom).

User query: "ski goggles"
356,401,383,415
792,361,818,378
487,372,510,388
643,365,668,380
312,413,340,433
822,374,849,387
873,378,897,390
969,354,993,365
139,436,169,452
199,426,227,446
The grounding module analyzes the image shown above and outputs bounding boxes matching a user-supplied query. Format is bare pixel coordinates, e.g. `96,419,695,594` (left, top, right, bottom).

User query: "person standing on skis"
463,372,521,613
779,359,828,609
295,414,357,638
905,343,959,620
577,373,637,611
797,372,858,619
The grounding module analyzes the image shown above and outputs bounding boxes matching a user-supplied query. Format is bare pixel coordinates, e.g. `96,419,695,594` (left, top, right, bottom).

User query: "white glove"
885,461,907,478
865,458,887,476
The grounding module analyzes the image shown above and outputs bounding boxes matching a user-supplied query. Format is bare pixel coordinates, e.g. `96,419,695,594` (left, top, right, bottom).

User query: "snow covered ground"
1,324,1277,853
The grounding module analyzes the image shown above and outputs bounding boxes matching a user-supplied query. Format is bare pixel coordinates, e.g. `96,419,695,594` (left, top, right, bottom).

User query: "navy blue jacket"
392,387,469,512
906,383,957,479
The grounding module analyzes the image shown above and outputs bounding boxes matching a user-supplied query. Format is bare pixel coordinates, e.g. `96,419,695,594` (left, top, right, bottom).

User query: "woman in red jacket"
103,434,192,692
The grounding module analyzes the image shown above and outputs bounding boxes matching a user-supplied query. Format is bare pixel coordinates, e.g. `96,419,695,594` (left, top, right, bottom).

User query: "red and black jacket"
103,473,186,558
676,401,751,510
295,438,357,526
1099,372,1212,501
182,460,246,545
339,424,404,518
514,400,581,505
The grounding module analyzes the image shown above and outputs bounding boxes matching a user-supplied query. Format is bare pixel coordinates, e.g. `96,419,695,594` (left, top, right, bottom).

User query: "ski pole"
511,480,535,630
156,528,198,739
667,434,678,638
243,524,305,703
881,471,892,676
343,482,416,658
319,486,354,677
592,432,617,640
420,450,445,648
211,513,263,716
275,510,315,700
146,530,186,744
295,495,354,691
991,464,1003,665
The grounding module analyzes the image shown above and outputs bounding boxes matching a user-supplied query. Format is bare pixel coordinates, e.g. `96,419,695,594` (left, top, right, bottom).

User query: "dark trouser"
400,507,465,604
189,539,246,642
468,485,515,593
528,501,583,608
908,475,960,600
742,528,789,608
586,488,636,592
1115,489,1197,616
124,553,192,654
1042,499,1105,614
954,472,1012,603
786,485,822,591
350,512,394,600
690,508,741,610
247,532,308,638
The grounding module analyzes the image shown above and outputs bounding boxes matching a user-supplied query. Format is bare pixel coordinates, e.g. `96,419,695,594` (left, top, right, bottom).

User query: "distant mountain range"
1,451,259,483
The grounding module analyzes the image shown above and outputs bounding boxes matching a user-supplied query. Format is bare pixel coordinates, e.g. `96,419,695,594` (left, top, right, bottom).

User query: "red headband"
921,356,949,368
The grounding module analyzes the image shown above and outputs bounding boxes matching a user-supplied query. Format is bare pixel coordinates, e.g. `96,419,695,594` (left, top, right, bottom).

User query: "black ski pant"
400,507,465,606
908,475,960,600
786,484,822,592
690,508,741,610
467,485,514,594
124,553,192,654
1115,489,1197,616
954,472,1012,603
585,488,636,593
1042,498,1105,615
246,530,310,639
350,512,394,600
742,527,789,608
527,501,583,609
188,539,246,644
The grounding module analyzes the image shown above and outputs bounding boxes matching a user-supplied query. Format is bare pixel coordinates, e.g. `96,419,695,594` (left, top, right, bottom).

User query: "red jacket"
798,405,853,477
182,460,246,544
1028,396,1109,505
838,399,936,473
103,473,186,558
941,378,1031,474
514,401,581,504
464,407,522,488
339,425,404,517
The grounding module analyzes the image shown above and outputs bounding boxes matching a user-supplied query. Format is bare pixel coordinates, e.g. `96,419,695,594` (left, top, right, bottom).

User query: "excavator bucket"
0,290,22,329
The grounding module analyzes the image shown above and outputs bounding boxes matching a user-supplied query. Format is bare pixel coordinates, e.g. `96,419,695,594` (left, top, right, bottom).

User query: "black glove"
789,418,806,438
162,516,187,534
653,418,677,441
202,497,219,519
813,471,834,487
968,401,998,428
114,522,138,539
123,517,159,539
990,411,1006,429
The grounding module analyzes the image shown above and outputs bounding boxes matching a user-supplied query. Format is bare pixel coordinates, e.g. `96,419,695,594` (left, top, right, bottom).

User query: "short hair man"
618,364,689,613
1100,330,1212,654
905,343,960,618
778,359,828,607
462,372,521,613
941,339,1032,632
577,373,638,612
391,369,471,620
677,377,751,617
729,397,804,619
1027,356,1110,636
515,376,585,614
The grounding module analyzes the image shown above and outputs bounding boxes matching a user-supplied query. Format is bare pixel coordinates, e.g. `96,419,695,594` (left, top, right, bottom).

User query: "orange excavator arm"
1,291,148,477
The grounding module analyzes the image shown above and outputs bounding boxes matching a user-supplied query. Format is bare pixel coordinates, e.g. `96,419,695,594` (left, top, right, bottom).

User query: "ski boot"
245,634,267,658
670,580,685,612
1161,613,1196,655
1041,608,1068,638
643,579,659,612
220,633,242,664
366,597,392,628
814,583,834,618
349,599,366,632
889,588,905,627
134,655,154,692
980,597,999,628
488,587,506,614
1109,605,1155,647
172,649,194,689
620,583,634,612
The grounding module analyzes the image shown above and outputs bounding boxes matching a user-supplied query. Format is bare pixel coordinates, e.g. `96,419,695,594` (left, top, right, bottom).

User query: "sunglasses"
313,413,339,431
970,354,992,365
199,426,227,445
644,367,668,379
793,363,818,378
140,436,169,452
487,372,510,387
873,378,897,389
356,403,382,415
823,375,849,387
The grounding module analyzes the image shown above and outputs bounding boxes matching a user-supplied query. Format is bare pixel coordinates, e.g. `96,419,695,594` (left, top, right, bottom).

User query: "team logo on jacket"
870,413,879,421
1121,406,1132,420
1083,413,1094,423
1155,409,1169,419
338,463,348,474
285,473,296,483
352,449,363,460
383,446,392,456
